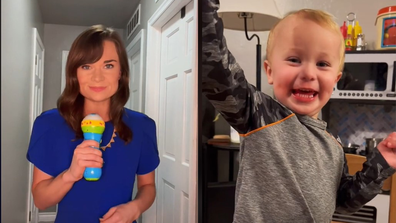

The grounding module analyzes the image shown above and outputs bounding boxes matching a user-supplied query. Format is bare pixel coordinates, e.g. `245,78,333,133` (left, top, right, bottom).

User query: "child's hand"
377,132,396,169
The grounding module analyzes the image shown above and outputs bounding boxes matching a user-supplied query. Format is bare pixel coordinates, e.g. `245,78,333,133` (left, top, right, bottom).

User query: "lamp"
218,0,281,91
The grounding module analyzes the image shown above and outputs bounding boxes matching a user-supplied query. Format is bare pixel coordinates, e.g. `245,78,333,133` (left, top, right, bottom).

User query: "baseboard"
38,212,56,222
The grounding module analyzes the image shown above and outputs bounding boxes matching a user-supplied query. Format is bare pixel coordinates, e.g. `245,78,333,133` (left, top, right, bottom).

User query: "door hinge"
29,211,31,221
35,55,38,65
181,6,186,19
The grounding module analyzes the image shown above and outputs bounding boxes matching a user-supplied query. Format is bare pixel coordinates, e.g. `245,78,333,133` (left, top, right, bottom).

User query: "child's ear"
335,71,342,83
264,60,273,85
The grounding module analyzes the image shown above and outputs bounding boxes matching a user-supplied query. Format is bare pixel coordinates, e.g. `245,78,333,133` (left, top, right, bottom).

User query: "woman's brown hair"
57,24,132,143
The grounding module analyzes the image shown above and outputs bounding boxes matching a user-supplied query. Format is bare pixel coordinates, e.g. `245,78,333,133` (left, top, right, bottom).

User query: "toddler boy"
202,0,396,222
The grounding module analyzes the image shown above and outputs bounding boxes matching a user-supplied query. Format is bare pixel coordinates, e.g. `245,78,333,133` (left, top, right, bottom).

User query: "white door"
126,29,145,223
129,50,142,223
156,1,195,222
126,51,142,111
126,30,145,112
27,28,45,223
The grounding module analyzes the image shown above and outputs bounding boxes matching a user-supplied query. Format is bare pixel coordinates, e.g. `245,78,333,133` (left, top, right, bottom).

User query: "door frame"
126,29,146,113
27,27,45,223
143,0,198,222
60,50,69,94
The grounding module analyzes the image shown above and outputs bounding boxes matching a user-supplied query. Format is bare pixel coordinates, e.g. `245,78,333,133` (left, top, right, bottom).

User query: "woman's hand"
63,140,103,182
100,202,141,223
377,132,396,169
99,171,156,222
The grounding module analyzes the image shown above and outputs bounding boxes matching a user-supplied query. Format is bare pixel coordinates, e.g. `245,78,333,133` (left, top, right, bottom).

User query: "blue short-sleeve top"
26,108,160,223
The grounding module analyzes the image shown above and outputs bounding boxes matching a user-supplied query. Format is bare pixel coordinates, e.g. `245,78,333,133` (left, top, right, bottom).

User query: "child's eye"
317,61,329,67
104,64,114,69
287,57,301,63
81,65,90,70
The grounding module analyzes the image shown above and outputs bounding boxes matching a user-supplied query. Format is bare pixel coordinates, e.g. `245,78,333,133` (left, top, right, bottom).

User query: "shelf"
208,142,241,151
345,49,396,54
208,181,237,188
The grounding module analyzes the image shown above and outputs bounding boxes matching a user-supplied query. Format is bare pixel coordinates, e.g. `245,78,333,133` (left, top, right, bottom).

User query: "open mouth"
292,89,318,100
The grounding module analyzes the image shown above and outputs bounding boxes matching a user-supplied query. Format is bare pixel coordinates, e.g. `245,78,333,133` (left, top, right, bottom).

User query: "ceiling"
38,0,140,29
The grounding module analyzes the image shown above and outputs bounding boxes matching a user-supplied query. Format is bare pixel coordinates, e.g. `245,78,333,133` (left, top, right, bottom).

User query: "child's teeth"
297,93,313,98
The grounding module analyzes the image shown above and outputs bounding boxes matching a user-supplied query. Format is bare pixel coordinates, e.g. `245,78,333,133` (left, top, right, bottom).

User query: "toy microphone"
81,113,105,181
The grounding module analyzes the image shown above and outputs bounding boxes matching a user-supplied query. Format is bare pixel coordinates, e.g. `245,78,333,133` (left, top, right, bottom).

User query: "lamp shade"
218,0,282,31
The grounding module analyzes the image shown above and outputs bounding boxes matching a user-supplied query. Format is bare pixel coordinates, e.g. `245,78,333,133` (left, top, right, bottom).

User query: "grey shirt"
202,0,396,222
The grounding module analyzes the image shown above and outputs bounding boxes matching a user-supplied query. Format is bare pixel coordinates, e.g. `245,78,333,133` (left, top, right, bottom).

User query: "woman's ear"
264,60,273,85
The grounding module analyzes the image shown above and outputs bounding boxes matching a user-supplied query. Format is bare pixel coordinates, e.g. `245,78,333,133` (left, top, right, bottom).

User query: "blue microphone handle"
83,132,103,181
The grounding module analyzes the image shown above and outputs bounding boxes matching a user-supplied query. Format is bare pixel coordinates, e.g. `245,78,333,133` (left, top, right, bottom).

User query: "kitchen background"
208,0,396,180
201,0,396,222
224,0,395,95
328,102,395,148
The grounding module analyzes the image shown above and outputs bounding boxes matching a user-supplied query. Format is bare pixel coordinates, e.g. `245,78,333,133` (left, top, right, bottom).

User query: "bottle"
353,21,362,47
340,21,347,40
356,33,365,51
345,24,354,51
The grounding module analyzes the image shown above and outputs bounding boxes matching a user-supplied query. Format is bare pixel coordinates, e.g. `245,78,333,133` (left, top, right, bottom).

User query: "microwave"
331,50,396,101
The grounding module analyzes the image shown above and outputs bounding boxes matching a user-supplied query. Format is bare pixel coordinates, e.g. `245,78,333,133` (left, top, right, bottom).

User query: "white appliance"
331,50,396,101
366,194,390,223
332,194,390,223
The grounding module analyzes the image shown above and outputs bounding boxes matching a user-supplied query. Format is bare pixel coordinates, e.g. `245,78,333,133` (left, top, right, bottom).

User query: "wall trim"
60,50,69,94
38,212,56,222
27,27,45,223
126,29,146,113
126,29,145,53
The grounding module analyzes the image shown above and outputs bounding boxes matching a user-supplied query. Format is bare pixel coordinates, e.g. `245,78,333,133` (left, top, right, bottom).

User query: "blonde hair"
266,9,345,72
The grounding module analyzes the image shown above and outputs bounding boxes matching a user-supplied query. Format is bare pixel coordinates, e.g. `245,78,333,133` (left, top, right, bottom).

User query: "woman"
27,25,160,223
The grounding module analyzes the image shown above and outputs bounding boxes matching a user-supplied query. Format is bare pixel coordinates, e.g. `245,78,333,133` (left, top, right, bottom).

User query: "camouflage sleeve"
335,149,396,213
202,0,273,134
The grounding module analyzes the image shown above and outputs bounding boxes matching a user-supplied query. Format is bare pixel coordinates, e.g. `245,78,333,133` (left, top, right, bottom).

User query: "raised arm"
202,0,272,134
335,149,395,213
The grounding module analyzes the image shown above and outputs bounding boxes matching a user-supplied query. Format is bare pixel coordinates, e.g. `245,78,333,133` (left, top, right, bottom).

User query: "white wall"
224,30,273,95
121,0,165,117
42,24,124,111
224,0,395,96
126,0,164,45
1,0,44,222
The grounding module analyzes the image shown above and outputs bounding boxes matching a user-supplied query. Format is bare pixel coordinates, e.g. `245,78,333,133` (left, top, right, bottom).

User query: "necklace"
100,128,116,151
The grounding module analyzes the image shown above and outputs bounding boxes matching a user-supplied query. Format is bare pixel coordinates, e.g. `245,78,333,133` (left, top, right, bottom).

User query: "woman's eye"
81,65,90,70
104,64,114,69
287,58,300,63
317,61,329,67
